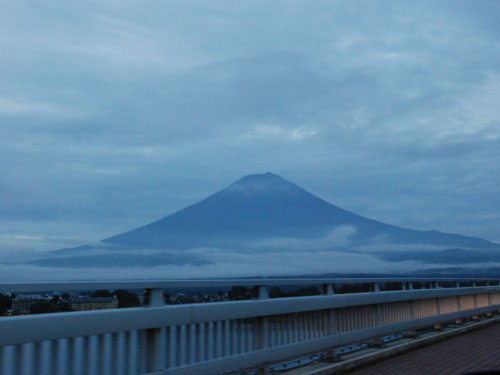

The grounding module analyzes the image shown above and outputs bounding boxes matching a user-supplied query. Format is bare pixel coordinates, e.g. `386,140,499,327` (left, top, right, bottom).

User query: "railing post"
255,285,269,374
322,282,338,360
324,284,334,295
373,283,380,292
257,285,269,300
408,282,414,290
144,288,166,371
145,288,164,307
324,309,339,362
316,282,337,360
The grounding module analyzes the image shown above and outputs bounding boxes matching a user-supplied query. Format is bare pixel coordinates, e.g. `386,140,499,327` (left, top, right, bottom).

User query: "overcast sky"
1,0,500,255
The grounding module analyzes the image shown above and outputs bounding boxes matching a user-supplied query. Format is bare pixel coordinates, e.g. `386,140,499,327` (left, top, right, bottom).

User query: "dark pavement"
347,323,500,375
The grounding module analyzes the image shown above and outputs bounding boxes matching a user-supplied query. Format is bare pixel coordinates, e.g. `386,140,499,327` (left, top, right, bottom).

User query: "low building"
68,296,118,311
12,295,50,314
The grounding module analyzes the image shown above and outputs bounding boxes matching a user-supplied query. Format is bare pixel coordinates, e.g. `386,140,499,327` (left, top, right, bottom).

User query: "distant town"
0,285,331,316
0,289,226,316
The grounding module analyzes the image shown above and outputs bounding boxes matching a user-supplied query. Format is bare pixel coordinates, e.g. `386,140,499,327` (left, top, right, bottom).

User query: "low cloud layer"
2,217,499,281
2,241,498,282
0,247,426,282
252,226,358,250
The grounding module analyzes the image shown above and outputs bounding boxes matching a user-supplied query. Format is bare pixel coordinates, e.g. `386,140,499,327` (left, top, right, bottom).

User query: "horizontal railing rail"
2,286,500,347
1,277,500,375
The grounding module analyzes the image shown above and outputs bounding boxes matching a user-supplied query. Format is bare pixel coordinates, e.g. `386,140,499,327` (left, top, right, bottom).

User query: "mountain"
39,172,499,269
102,172,497,250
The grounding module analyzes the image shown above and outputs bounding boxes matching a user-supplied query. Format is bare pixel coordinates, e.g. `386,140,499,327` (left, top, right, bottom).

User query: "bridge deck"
348,322,500,375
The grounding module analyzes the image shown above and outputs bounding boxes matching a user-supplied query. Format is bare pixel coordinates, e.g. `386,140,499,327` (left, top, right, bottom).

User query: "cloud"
0,97,88,119
3,243,499,282
1,234,42,241
355,243,448,253
246,124,319,142
253,226,358,250
0,247,424,282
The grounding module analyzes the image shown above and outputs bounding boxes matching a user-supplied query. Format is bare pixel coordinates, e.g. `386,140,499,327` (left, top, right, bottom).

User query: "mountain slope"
102,172,498,250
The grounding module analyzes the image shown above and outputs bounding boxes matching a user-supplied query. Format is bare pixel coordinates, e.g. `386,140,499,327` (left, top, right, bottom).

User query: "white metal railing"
1,278,500,375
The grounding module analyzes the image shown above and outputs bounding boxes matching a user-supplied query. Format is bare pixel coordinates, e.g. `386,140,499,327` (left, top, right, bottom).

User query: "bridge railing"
1,278,500,375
